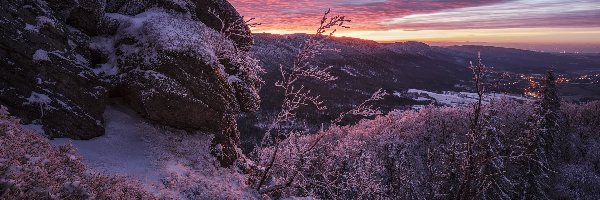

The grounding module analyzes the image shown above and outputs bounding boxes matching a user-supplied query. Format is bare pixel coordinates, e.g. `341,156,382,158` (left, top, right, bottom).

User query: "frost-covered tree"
251,9,349,193
513,112,551,199
249,98,600,199
249,9,389,197
456,53,514,200
456,52,487,199
538,70,565,159
475,107,513,199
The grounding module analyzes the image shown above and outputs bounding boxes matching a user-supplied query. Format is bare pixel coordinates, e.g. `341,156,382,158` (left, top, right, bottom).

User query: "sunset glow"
230,0,600,52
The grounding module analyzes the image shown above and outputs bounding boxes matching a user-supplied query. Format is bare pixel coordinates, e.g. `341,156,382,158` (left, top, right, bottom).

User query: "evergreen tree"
514,70,563,199
476,108,513,199
540,71,561,115
516,114,551,199
539,70,564,159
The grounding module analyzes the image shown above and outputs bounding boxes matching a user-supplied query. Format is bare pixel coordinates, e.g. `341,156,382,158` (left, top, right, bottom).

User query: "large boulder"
0,0,107,139
0,0,261,166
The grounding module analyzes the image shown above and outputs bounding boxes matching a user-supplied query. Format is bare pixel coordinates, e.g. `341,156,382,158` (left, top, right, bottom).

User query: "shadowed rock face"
0,0,260,166
0,0,107,139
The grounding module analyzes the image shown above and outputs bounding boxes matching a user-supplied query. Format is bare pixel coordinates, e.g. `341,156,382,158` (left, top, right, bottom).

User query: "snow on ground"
397,89,530,107
50,102,258,199
51,104,162,185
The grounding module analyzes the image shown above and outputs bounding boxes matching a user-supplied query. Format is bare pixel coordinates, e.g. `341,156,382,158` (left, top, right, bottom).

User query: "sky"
229,0,600,52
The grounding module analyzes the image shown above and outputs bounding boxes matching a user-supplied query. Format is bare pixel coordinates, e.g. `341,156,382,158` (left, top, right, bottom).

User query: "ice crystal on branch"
262,8,350,142
250,9,389,197
332,88,388,125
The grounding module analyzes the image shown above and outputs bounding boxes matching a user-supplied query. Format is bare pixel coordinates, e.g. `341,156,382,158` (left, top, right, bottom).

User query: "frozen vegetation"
4,98,600,199
252,100,600,199
0,106,154,199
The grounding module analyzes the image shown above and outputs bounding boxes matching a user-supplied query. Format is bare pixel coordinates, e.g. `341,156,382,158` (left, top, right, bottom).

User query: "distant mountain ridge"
254,33,600,73
238,33,600,142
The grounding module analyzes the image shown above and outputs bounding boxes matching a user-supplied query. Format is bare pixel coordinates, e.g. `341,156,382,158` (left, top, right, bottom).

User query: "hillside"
239,33,600,145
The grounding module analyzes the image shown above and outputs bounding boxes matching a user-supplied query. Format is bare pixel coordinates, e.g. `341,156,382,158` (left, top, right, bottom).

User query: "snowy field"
396,89,531,107
50,103,258,198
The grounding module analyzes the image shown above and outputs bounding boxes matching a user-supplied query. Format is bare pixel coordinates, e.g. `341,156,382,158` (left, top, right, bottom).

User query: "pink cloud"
229,0,600,31
229,0,510,30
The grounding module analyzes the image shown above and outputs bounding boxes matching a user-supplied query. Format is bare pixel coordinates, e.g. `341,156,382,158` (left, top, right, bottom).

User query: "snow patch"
56,99,73,111
35,16,56,28
74,54,89,66
33,49,50,61
51,104,162,184
398,89,530,107
340,65,359,77
92,63,119,76
24,16,56,33
24,23,38,32
89,36,119,77
24,92,51,105
143,70,169,80
97,9,222,69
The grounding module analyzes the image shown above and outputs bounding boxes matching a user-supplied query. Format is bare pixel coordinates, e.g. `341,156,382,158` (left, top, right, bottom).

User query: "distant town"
480,70,600,98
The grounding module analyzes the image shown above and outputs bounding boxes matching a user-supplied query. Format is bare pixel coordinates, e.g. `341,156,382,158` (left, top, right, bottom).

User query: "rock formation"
0,0,261,166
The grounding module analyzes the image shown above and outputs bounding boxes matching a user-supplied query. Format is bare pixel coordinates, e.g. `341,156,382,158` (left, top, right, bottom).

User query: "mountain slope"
239,33,600,147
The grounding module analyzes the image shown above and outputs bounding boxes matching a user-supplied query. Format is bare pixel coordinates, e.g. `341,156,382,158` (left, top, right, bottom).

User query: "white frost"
33,49,50,61
24,23,38,32
35,16,56,28
24,92,51,104
91,63,119,76
227,75,242,84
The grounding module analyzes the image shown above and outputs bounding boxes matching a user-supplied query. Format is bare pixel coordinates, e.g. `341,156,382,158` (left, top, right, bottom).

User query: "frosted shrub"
259,99,600,199
0,106,155,199
248,9,391,197
141,125,259,199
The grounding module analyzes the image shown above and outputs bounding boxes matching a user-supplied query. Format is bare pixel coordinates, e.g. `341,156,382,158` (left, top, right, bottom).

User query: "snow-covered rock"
0,0,107,139
1,0,260,165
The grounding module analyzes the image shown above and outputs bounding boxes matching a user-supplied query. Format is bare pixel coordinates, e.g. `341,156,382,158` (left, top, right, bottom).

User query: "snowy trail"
51,103,161,184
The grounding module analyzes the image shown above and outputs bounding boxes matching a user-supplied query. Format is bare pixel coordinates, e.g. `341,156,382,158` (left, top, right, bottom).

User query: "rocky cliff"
0,0,261,166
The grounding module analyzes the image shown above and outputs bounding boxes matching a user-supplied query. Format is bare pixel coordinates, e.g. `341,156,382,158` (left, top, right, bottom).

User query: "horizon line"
251,32,600,53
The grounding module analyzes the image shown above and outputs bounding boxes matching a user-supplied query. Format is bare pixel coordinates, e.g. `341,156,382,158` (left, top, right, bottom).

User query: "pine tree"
540,71,561,115
514,70,562,199
539,70,564,160
476,107,513,199
516,114,551,199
